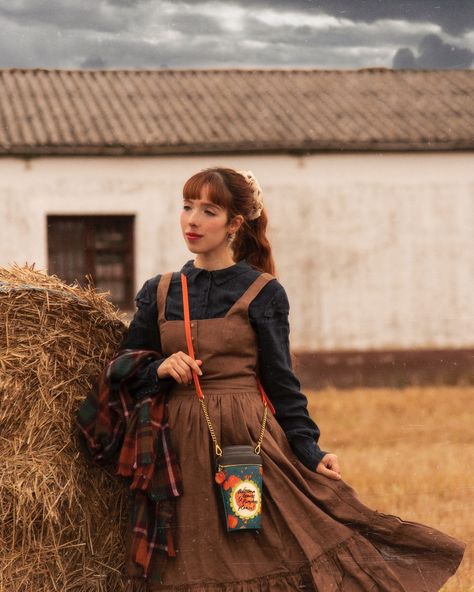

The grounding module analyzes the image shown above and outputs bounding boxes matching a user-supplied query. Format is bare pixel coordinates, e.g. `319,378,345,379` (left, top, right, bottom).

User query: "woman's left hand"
316,453,341,480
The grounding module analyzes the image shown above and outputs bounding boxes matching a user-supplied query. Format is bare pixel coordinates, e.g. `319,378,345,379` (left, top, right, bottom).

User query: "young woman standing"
120,167,465,591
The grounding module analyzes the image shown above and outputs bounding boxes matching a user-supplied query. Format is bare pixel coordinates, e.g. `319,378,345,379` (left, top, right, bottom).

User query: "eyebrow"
183,198,221,209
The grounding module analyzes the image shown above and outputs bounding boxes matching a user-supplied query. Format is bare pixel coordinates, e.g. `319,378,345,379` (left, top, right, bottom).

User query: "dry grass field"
306,385,474,592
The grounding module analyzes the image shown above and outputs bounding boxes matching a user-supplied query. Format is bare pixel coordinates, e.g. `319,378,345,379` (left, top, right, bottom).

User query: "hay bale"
0,263,137,591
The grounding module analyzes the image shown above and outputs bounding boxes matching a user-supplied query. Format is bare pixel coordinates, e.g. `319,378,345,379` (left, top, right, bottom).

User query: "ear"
228,214,244,234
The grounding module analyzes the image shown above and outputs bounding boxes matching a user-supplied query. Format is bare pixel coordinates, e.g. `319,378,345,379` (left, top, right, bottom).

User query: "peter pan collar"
180,259,252,285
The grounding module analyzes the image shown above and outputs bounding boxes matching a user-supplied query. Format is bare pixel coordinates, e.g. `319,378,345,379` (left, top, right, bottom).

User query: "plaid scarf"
76,348,183,581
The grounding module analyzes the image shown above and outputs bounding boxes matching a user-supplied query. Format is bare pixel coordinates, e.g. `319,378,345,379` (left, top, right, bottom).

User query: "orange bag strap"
181,271,204,400
180,273,274,456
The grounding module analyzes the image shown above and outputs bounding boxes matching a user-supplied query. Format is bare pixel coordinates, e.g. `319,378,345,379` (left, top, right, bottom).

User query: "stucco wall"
0,152,473,351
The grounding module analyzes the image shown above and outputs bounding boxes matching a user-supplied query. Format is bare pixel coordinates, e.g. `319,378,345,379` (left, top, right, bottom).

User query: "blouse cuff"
290,436,329,472
128,359,174,399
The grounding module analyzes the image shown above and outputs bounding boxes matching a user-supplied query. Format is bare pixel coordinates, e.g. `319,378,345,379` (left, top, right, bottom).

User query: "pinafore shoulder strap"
225,272,275,318
156,272,174,324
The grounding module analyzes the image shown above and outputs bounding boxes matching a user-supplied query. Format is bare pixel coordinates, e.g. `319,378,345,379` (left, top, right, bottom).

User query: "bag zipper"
217,463,261,470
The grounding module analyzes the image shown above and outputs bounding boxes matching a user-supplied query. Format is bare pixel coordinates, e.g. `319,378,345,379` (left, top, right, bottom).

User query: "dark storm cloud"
243,15,433,50
183,0,474,36
0,0,472,69
315,0,474,36
81,55,108,68
393,33,474,68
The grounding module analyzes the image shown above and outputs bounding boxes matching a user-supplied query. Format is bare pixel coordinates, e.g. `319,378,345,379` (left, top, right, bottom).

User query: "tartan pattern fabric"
76,348,183,580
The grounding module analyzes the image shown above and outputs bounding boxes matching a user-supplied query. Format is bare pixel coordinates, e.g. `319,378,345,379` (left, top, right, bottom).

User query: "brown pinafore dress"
149,271,465,591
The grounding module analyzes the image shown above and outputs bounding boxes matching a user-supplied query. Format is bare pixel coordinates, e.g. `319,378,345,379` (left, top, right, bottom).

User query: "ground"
306,385,474,592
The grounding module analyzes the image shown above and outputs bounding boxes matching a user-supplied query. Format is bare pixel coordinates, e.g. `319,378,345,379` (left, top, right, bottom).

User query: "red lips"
186,233,203,240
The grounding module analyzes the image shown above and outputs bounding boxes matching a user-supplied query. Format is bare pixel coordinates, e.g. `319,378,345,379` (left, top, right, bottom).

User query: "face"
180,186,242,256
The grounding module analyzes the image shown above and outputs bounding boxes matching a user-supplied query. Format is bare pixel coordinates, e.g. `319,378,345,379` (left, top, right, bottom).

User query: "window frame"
47,214,135,310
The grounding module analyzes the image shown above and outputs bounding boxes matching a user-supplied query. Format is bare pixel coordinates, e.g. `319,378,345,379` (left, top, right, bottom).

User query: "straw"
0,263,143,591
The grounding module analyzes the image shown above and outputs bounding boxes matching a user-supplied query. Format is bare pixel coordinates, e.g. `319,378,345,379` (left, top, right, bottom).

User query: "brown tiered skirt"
148,387,465,591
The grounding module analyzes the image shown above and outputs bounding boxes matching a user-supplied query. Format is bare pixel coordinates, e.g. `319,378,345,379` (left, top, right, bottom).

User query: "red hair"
182,167,276,275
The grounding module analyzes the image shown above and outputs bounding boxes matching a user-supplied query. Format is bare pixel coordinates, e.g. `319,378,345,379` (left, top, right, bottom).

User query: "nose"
188,208,200,226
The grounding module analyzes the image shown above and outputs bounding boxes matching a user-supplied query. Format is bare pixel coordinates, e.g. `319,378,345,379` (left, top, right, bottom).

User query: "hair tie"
235,169,264,220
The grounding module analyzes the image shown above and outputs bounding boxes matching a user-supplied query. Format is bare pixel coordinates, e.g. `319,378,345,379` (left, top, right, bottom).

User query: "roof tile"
0,67,472,155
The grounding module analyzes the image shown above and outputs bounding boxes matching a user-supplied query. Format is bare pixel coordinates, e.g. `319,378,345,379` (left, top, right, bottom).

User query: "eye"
182,204,191,211
205,210,216,216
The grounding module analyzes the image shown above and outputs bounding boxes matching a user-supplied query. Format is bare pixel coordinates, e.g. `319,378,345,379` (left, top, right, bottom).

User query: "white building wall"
0,152,473,351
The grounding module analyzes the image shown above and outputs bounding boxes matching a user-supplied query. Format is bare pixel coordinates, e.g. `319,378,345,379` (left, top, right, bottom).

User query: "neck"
194,247,235,271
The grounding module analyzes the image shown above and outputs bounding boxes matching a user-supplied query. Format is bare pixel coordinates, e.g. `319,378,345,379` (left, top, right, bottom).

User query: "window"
47,215,135,310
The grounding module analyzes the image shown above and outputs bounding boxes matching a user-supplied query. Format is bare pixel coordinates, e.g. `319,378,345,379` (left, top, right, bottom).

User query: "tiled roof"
0,68,473,155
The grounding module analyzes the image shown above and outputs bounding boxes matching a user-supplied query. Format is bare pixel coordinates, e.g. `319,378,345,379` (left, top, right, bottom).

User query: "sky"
0,0,473,70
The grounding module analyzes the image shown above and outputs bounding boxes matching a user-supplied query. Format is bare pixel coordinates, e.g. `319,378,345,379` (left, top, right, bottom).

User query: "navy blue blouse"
120,259,329,471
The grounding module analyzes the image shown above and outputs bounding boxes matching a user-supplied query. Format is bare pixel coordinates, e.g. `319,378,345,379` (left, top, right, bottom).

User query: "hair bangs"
182,170,232,209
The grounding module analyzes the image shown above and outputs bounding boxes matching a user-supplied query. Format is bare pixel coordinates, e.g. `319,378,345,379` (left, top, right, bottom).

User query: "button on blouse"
120,259,329,471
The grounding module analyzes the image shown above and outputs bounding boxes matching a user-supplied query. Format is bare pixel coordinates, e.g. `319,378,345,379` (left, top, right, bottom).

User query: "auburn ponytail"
231,208,275,275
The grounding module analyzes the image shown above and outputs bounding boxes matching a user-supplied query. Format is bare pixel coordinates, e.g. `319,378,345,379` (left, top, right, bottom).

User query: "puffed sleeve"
119,276,174,398
249,281,329,471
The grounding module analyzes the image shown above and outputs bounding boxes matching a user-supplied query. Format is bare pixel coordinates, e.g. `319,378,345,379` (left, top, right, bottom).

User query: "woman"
119,167,465,591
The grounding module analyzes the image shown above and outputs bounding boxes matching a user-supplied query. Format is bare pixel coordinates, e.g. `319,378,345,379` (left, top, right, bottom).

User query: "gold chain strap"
254,404,268,455
198,397,223,457
199,395,267,457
